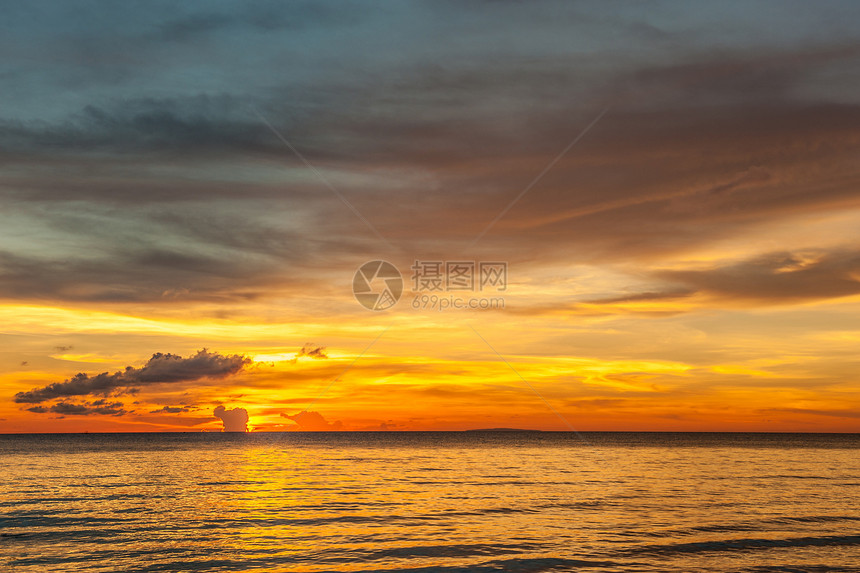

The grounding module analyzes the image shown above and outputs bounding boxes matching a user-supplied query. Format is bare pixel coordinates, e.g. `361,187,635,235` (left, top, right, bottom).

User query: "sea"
0,432,858,572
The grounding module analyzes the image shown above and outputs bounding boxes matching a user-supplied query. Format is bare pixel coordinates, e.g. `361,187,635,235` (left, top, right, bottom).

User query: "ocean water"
0,432,858,572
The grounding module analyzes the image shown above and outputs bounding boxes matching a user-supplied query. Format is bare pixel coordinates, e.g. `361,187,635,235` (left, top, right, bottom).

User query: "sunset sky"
2,1,860,432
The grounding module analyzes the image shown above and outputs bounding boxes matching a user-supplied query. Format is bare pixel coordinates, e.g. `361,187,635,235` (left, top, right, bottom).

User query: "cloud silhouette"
298,343,328,360
26,400,127,416
286,344,329,365
15,349,249,403
214,405,249,432
149,405,190,414
281,410,343,431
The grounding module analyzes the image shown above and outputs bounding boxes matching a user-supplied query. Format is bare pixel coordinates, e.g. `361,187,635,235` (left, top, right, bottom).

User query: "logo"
353,260,403,310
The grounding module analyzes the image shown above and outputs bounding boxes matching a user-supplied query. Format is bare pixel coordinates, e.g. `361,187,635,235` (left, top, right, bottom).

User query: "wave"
626,534,860,556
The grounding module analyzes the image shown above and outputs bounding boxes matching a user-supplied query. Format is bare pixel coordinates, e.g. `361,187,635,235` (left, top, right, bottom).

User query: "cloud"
526,249,860,318
0,96,273,158
15,349,249,403
26,400,127,416
658,250,860,303
760,407,860,420
1,3,859,319
149,406,190,414
0,242,311,304
214,405,249,432
585,289,696,306
281,410,343,431
297,343,328,360
1,11,860,309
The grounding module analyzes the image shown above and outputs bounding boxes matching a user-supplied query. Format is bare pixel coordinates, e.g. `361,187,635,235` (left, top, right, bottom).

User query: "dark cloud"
0,223,342,303
15,349,249,403
621,44,860,108
214,405,249,432
658,250,860,303
454,101,860,264
26,400,127,416
297,343,328,360
149,405,190,414
529,249,860,317
0,96,273,158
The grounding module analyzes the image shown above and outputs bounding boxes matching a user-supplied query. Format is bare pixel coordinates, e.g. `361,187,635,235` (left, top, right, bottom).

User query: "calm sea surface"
1,432,858,572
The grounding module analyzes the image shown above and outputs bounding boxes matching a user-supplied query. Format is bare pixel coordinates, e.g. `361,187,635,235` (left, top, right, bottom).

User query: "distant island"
465,428,542,432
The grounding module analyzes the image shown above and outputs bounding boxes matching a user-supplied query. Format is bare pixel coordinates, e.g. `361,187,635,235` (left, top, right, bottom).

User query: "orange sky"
3,276,860,432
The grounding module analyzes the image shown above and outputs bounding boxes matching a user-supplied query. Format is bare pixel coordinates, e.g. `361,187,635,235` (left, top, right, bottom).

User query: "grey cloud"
621,44,860,108
0,240,323,303
27,400,127,416
15,349,250,403
149,406,190,414
5,40,853,169
0,96,273,158
0,161,374,304
556,249,860,316
659,250,860,303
